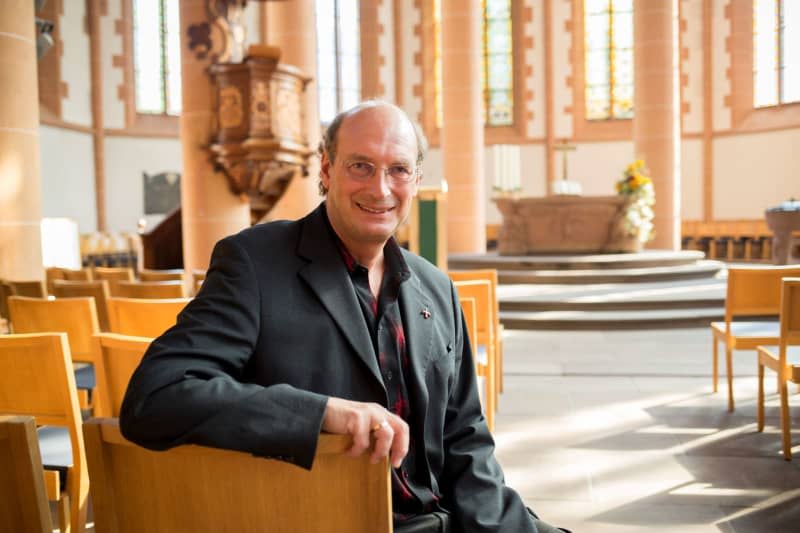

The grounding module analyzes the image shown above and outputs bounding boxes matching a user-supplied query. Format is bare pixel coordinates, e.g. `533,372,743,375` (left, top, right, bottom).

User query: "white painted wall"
713,129,800,219
60,1,92,126
39,126,96,232
104,136,182,232
680,139,703,220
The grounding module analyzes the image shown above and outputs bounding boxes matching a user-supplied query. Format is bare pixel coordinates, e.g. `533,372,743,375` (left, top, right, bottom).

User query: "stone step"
449,250,707,271
498,278,726,311
500,308,724,330
497,260,724,285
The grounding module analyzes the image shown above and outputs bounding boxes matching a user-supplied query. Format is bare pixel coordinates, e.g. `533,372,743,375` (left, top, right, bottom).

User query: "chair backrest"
0,333,89,533
139,268,185,282
452,279,495,348
52,279,111,332
106,297,190,337
725,266,800,321
0,280,11,320
93,266,135,283
779,277,800,350
0,415,53,533
7,296,100,363
449,269,500,329
6,279,46,298
84,419,392,533
46,267,92,294
459,296,478,353
91,333,152,417
113,280,186,299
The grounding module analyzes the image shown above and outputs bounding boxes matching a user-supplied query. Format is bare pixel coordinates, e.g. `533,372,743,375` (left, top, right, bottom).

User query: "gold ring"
372,420,389,432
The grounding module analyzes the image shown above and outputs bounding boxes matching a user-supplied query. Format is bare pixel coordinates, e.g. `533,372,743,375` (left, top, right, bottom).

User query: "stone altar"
765,200,800,264
493,195,641,255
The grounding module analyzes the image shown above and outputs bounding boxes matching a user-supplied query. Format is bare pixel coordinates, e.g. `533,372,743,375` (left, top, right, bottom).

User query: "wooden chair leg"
780,376,792,461
726,347,735,412
712,337,718,393
58,493,70,533
757,361,765,432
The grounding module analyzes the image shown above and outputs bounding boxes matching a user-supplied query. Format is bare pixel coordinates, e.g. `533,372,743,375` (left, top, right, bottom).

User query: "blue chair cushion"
38,426,72,491
73,363,95,390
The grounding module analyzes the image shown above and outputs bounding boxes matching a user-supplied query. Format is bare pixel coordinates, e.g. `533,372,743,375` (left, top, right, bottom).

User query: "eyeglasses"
343,160,419,185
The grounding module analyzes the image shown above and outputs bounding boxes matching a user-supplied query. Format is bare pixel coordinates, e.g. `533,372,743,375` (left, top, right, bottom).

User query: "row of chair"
710,266,800,460
0,332,392,533
449,269,504,432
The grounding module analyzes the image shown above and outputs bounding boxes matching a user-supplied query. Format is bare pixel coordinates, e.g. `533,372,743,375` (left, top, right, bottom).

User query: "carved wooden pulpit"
209,45,312,222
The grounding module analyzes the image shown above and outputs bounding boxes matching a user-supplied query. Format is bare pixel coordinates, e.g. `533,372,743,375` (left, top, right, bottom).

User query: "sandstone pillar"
441,0,485,253
633,0,680,250
0,0,43,280
262,0,321,220
179,0,250,272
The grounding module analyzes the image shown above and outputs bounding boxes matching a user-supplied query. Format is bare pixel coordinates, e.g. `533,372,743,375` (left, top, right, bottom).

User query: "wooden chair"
449,269,504,393
52,279,112,332
46,267,92,295
6,279,47,298
93,266,135,296
107,297,190,337
711,266,800,411
0,333,90,533
91,333,152,418
113,280,186,299
139,268,184,282
459,295,487,410
757,278,800,460
453,279,496,431
0,415,54,533
7,295,103,415
84,418,392,533
192,269,206,295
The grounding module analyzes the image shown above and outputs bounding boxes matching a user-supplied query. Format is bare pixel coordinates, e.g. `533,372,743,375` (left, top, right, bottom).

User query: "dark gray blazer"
120,203,538,532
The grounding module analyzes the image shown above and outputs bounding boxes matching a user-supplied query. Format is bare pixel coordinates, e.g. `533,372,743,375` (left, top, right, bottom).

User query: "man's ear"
320,150,332,189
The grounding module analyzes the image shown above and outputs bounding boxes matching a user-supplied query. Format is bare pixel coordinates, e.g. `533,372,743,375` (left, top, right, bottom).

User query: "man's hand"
322,397,409,468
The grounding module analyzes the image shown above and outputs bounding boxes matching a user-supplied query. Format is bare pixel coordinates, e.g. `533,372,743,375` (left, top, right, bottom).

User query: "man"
120,101,563,532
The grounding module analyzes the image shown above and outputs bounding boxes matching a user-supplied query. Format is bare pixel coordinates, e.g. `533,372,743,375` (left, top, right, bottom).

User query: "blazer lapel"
296,205,385,389
399,270,434,423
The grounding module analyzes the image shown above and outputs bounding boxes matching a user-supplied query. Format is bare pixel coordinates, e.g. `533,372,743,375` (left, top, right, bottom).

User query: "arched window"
316,0,361,124
583,0,633,120
754,0,799,107
132,0,181,116
433,0,514,128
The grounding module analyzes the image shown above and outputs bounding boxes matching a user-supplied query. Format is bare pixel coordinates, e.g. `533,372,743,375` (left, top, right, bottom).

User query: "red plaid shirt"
327,217,438,519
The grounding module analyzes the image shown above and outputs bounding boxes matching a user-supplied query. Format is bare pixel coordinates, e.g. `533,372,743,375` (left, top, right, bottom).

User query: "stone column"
633,0,680,250
179,0,250,272
0,0,43,280
262,0,321,220
441,0,485,253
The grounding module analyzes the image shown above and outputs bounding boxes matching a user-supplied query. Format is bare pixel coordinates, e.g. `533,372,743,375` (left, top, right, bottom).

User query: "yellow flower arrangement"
616,159,655,243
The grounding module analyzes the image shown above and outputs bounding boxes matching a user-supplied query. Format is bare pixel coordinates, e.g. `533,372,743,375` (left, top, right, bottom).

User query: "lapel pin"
421,307,431,319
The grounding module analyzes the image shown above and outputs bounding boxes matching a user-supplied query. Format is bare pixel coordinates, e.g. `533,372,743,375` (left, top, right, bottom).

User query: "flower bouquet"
616,159,655,244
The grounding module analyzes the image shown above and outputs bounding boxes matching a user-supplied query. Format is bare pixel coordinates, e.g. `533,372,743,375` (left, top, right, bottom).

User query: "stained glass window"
584,0,633,120
433,0,514,128
316,0,361,124
754,0,800,107
132,0,181,116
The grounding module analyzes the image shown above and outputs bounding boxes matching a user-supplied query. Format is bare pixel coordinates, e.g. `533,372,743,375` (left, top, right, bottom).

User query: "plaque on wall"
143,171,181,215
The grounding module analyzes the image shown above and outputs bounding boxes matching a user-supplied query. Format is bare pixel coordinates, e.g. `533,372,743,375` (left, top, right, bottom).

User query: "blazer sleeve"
439,282,539,532
119,235,329,469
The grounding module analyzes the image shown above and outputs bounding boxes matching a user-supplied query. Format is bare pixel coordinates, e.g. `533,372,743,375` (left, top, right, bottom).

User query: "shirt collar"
321,202,411,283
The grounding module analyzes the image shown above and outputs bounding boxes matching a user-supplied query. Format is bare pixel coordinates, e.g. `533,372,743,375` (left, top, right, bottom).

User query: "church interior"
2,0,800,531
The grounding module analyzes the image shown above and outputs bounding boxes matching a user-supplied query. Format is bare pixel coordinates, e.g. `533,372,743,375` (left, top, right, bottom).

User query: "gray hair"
317,100,428,195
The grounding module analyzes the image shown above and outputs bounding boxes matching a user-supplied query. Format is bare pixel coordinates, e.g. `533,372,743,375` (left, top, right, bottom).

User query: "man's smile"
356,202,395,214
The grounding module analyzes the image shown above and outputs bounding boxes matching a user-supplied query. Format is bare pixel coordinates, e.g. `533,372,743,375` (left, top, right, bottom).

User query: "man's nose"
366,168,393,196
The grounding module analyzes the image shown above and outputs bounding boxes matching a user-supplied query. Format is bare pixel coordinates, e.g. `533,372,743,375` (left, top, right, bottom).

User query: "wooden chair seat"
84,419,391,533
0,416,53,533
710,320,780,343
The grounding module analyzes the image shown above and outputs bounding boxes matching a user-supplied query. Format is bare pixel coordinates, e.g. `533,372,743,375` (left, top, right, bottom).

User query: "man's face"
320,106,421,253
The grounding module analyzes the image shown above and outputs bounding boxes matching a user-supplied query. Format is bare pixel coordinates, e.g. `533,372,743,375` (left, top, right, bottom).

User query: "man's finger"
370,420,394,463
388,417,409,468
